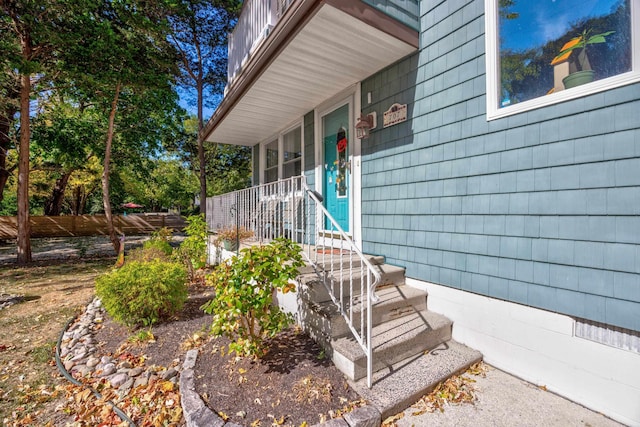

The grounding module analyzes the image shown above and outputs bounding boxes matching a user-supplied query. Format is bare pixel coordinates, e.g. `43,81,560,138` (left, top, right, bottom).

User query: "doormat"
315,247,352,255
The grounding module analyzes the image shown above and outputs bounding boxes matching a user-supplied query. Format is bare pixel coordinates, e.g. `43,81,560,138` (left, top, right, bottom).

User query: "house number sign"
383,103,407,128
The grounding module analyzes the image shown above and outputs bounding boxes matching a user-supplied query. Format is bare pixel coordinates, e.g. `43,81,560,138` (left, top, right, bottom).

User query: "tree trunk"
0,103,18,204
197,77,206,217
102,82,121,254
44,170,73,216
71,185,81,215
16,40,32,264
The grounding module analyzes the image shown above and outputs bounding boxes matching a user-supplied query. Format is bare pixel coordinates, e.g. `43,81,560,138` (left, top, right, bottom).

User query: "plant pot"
563,70,595,89
222,239,238,251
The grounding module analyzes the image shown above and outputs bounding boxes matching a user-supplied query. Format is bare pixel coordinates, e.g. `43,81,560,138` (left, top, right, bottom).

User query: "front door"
322,103,350,233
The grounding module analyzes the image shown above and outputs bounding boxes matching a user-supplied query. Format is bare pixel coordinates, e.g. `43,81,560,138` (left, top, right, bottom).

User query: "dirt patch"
194,328,362,426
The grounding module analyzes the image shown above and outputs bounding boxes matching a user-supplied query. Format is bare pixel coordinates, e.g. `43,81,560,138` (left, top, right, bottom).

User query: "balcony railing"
227,0,296,86
206,176,381,387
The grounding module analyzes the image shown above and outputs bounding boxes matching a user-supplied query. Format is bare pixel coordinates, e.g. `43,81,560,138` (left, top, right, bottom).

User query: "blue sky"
500,0,618,51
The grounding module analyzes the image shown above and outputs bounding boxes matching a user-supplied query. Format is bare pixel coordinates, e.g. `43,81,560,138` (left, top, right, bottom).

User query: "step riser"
298,285,427,338
330,303,424,338
334,319,453,381
299,255,384,275
299,269,405,303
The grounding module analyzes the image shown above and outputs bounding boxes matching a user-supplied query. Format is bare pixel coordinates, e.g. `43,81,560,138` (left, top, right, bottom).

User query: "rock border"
58,298,178,395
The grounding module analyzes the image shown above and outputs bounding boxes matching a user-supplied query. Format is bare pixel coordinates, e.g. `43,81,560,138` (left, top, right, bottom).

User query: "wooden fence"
0,214,185,239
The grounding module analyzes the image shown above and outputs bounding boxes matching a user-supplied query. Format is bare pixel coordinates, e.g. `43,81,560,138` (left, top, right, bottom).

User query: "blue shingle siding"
303,111,316,243
360,0,640,331
362,0,420,30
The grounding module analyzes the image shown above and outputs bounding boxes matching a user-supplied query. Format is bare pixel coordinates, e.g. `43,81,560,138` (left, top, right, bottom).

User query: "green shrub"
144,238,173,255
201,238,305,357
176,214,208,279
151,227,174,243
127,239,173,263
96,260,188,328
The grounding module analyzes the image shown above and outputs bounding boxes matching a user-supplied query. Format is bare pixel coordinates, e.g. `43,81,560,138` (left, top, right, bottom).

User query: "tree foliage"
168,0,241,215
0,0,243,261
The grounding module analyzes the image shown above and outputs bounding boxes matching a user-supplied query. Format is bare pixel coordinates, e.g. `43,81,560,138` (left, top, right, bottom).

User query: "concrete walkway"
391,364,624,427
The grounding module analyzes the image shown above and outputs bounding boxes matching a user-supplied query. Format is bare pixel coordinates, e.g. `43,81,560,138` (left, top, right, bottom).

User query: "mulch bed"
92,282,363,427
194,328,362,426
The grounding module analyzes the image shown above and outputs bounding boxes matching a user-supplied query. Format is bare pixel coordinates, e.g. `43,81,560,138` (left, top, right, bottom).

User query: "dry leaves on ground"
59,371,182,426
382,362,488,427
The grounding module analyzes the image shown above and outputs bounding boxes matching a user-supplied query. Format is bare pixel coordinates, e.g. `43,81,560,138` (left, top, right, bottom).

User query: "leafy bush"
96,260,188,328
151,227,174,243
127,239,173,263
175,214,208,279
201,238,305,357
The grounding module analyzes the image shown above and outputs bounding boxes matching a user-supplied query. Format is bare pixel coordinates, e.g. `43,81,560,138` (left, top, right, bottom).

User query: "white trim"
314,85,360,246
406,277,640,426
485,0,640,121
352,83,363,246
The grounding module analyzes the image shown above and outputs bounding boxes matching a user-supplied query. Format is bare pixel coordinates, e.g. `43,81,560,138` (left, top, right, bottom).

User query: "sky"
500,0,619,51
178,88,216,121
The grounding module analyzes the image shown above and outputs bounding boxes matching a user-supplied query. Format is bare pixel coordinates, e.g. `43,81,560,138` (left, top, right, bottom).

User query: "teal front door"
322,103,350,232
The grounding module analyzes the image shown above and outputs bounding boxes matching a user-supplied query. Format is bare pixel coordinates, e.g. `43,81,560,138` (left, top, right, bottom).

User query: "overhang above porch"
202,0,418,147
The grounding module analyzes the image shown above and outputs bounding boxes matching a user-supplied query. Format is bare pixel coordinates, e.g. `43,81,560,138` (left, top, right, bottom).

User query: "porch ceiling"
203,2,417,146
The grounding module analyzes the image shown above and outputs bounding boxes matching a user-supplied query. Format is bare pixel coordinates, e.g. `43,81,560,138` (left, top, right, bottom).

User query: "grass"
0,258,113,426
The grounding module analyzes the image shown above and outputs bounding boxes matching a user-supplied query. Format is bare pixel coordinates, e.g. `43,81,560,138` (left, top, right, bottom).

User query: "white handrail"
206,175,381,387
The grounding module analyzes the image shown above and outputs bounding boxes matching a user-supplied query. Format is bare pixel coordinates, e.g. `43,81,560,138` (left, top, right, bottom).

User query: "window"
261,124,303,183
485,0,639,119
264,139,278,183
282,127,302,179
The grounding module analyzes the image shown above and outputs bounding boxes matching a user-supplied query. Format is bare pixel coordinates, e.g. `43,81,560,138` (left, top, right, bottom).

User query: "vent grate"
575,318,640,354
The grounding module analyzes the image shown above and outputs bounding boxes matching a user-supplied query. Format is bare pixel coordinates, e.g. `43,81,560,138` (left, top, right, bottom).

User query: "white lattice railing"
227,0,297,85
206,176,381,387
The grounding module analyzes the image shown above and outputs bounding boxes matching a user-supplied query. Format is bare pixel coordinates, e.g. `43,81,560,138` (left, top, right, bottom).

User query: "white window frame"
485,0,640,121
260,119,304,184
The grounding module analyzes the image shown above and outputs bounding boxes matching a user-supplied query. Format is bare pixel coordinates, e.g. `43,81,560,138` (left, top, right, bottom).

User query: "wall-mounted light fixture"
355,111,377,139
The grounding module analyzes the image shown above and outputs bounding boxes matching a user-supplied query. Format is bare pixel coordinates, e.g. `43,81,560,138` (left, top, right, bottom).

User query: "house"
202,0,640,424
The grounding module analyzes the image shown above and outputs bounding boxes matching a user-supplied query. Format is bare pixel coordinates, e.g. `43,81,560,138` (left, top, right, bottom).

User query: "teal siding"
363,0,419,31
303,110,315,189
304,110,317,243
360,0,640,332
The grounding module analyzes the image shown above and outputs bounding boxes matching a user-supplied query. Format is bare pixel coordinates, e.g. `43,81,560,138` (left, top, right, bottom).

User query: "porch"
205,177,481,418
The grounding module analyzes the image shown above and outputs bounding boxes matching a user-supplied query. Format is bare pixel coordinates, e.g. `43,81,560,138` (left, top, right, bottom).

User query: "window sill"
486,71,640,121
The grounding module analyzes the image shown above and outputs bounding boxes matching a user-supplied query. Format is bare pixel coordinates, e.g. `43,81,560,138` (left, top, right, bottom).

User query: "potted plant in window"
215,226,254,251
551,28,615,89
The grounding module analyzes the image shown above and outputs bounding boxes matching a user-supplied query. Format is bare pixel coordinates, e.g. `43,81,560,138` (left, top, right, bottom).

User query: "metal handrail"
206,175,381,387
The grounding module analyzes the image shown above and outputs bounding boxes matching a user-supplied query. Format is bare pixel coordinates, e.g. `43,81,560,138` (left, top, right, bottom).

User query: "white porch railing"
227,0,297,85
206,176,381,387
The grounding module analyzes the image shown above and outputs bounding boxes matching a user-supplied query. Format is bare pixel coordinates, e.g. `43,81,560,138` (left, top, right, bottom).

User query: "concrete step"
297,253,385,275
298,263,406,304
331,309,453,381
348,340,483,419
299,285,427,340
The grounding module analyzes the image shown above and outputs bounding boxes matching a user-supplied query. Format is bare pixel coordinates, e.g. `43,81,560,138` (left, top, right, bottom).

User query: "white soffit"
206,4,416,145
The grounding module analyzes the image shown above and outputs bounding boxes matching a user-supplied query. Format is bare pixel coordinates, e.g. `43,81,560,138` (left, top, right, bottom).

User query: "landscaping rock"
343,406,381,427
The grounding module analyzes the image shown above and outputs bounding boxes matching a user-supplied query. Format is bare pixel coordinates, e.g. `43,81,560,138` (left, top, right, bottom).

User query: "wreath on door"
335,128,347,195
336,128,347,153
